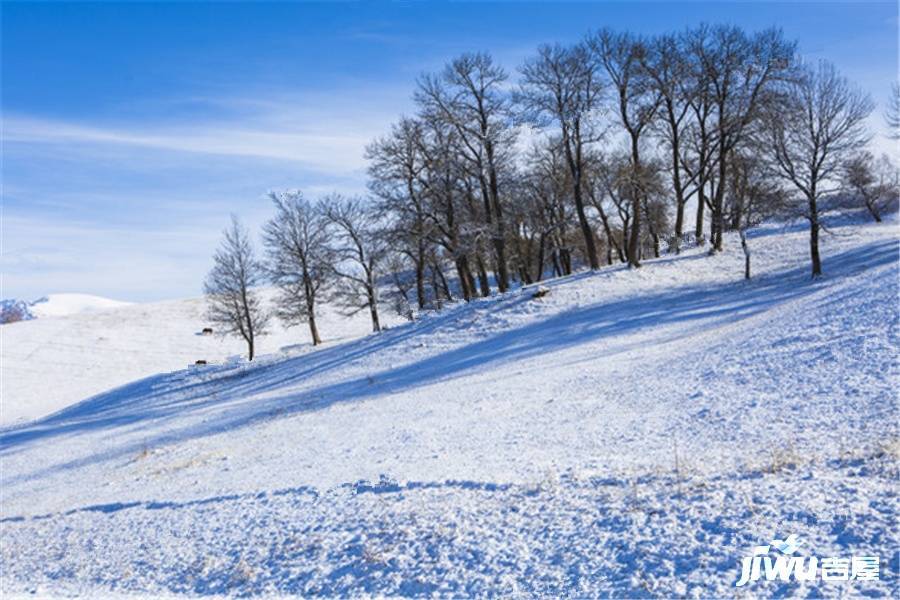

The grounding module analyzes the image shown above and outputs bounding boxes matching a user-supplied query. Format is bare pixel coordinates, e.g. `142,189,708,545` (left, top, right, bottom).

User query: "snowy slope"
1,213,897,597
1,291,401,425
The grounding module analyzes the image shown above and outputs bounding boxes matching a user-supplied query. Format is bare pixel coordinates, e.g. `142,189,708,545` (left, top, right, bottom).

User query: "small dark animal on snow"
194,359,208,365
201,327,213,335
531,286,550,299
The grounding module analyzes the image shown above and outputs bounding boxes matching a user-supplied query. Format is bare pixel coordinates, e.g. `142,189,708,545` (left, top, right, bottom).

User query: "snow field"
1,211,897,596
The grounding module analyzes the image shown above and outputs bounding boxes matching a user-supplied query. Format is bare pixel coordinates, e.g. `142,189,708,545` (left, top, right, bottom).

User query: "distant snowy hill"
27,293,132,318
0,293,131,323
1,213,897,597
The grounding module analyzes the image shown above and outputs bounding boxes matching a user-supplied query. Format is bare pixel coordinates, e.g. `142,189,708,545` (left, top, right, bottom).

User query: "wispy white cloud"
3,87,413,175
5,114,368,174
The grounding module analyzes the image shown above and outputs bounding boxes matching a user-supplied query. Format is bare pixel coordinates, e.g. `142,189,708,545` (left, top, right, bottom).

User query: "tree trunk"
366,281,381,332
534,234,546,282
435,263,452,300
674,199,685,254
595,201,624,263
710,216,719,251
491,234,509,293
573,201,599,271
626,136,642,268
666,100,687,255
865,199,883,222
731,197,743,231
475,254,490,296
519,265,532,285
462,258,477,300
414,251,426,309
308,312,321,346
302,271,322,345
644,201,661,259
369,301,381,332
713,147,727,252
455,258,472,302
808,194,822,277
561,247,572,274
574,182,600,270
695,188,706,242
247,336,254,361
429,266,443,309
485,143,510,293
739,229,751,280
627,200,641,267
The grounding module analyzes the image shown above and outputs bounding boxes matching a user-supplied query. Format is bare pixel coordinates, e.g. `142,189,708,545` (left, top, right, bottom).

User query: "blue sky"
3,1,897,302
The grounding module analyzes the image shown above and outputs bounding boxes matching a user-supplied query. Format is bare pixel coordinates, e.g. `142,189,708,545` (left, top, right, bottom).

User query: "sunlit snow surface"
27,293,134,319
1,212,897,597
1,292,401,425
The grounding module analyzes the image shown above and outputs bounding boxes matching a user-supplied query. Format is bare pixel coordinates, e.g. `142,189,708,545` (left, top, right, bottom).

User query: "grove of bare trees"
206,24,897,355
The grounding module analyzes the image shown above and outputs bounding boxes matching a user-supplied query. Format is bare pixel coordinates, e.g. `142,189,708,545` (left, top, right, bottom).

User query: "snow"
0,293,126,324
1,212,897,597
0,292,402,426
26,293,133,319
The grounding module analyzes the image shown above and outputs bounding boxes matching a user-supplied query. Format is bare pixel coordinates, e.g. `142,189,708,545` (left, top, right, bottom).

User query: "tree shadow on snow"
1,238,896,485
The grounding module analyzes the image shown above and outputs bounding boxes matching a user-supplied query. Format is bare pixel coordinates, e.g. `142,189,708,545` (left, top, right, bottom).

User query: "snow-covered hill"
27,293,133,318
0,291,401,425
1,213,897,597
0,293,133,324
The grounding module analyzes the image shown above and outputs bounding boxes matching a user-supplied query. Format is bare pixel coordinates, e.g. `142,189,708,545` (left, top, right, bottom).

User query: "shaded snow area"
1,213,898,597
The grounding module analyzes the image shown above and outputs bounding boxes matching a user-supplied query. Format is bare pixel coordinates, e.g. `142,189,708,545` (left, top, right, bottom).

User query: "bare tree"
643,32,708,253
762,60,873,276
518,42,606,269
694,25,796,251
414,115,480,301
589,151,634,264
728,151,789,279
843,152,899,222
384,254,416,321
204,215,270,361
589,29,660,267
323,195,387,332
367,117,431,308
262,190,331,346
416,52,516,292
523,138,577,276
637,158,670,259
680,29,718,244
